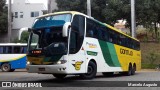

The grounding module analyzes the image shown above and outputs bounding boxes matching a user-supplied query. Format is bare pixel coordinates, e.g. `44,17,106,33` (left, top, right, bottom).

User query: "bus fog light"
57,60,67,64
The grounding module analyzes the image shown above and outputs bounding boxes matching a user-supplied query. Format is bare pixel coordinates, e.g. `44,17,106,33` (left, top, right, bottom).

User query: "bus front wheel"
53,74,67,79
1,63,11,72
80,61,97,79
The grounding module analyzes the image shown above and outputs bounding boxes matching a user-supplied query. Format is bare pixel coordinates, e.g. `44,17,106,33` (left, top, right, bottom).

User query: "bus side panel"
98,40,122,72
10,56,26,69
114,45,141,71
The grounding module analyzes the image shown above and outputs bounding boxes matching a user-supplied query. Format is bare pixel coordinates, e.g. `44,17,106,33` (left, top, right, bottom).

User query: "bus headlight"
57,60,67,64
27,61,31,65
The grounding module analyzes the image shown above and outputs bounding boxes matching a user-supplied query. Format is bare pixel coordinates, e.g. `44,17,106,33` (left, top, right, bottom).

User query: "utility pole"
48,0,52,13
87,0,91,16
131,0,136,38
8,0,12,42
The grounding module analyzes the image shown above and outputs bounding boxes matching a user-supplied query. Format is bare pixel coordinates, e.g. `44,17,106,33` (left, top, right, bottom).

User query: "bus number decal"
72,61,83,70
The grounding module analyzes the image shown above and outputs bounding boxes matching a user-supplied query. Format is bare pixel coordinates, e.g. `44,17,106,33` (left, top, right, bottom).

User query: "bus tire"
131,64,136,75
1,63,11,72
10,69,15,72
80,61,97,79
53,74,67,79
127,64,132,76
102,72,114,77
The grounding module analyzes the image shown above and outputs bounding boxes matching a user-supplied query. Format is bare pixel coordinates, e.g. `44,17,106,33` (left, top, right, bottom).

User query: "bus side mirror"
62,22,71,37
19,27,32,40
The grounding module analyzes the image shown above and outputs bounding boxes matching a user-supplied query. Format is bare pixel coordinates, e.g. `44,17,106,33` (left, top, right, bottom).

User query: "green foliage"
20,31,29,43
12,31,29,43
55,0,160,35
55,0,131,26
146,52,158,65
141,63,157,69
0,0,8,33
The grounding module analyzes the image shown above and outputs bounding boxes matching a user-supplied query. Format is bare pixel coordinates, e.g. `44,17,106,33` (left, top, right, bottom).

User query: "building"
11,0,46,40
0,0,47,43
114,20,130,34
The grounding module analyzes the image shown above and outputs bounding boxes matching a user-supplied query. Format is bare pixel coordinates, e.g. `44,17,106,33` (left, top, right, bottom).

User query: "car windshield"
33,14,71,29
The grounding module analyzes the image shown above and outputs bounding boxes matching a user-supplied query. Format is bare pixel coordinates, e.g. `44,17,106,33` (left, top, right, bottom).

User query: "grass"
141,42,160,69
141,63,157,69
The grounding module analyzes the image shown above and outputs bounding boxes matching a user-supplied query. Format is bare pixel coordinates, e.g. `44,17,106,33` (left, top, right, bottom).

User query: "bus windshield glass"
33,14,71,29
28,14,71,56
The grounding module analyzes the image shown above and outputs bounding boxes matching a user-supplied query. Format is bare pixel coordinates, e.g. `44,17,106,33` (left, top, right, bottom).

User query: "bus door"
68,30,86,73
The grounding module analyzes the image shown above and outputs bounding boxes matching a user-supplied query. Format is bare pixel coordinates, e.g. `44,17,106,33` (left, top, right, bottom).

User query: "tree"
55,0,160,38
0,0,8,33
136,0,160,38
55,0,131,27
13,31,29,43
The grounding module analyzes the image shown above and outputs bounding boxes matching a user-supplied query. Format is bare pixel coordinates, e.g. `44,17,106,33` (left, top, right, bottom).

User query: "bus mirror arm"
28,28,32,32
62,22,71,37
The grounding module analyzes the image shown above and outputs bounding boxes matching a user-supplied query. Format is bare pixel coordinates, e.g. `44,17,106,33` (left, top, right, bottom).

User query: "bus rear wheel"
53,74,67,79
80,61,97,79
131,64,136,75
1,63,11,72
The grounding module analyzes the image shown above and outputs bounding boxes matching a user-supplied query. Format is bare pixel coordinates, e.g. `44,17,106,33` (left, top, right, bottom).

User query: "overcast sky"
27,0,47,7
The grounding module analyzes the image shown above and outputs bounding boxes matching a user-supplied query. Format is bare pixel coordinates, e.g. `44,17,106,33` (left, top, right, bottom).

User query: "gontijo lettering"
120,48,133,56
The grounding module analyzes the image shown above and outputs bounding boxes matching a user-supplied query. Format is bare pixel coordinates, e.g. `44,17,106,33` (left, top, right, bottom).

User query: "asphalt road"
0,69,160,90
0,69,160,81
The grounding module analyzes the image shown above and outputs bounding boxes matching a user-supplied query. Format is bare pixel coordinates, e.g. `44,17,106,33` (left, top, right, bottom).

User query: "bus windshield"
28,14,71,56
33,14,71,29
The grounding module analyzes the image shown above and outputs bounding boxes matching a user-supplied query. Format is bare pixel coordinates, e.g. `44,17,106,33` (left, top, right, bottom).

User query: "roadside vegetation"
138,28,160,69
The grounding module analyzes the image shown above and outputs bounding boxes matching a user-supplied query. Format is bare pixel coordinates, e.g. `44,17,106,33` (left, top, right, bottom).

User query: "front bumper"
27,64,68,74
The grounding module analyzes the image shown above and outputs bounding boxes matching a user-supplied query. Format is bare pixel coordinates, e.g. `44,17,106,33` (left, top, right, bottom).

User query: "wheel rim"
3,65,9,71
87,66,93,75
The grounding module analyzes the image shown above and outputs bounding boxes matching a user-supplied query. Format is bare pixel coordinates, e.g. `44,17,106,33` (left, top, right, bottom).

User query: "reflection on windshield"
29,28,68,55
29,33,39,50
33,14,71,29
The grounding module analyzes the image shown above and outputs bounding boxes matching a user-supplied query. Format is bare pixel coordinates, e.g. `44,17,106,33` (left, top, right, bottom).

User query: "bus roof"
0,43,27,46
37,11,91,19
37,11,139,42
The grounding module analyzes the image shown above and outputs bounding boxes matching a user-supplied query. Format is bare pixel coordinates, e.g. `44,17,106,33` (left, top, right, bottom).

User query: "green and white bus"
26,11,141,79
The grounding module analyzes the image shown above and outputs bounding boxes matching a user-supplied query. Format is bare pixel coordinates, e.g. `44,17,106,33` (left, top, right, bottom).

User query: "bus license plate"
38,68,45,71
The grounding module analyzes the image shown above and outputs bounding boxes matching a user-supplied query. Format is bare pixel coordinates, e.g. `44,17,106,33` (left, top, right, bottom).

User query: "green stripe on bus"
107,43,121,67
98,40,121,67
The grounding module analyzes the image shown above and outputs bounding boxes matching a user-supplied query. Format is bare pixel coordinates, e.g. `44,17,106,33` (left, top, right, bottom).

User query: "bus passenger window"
20,47,27,53
13,47,21,54
87,30,94,37
0,47,3,53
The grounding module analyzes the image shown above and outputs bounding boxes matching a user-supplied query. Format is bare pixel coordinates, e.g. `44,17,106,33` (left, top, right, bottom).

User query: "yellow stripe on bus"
0,55,26,62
